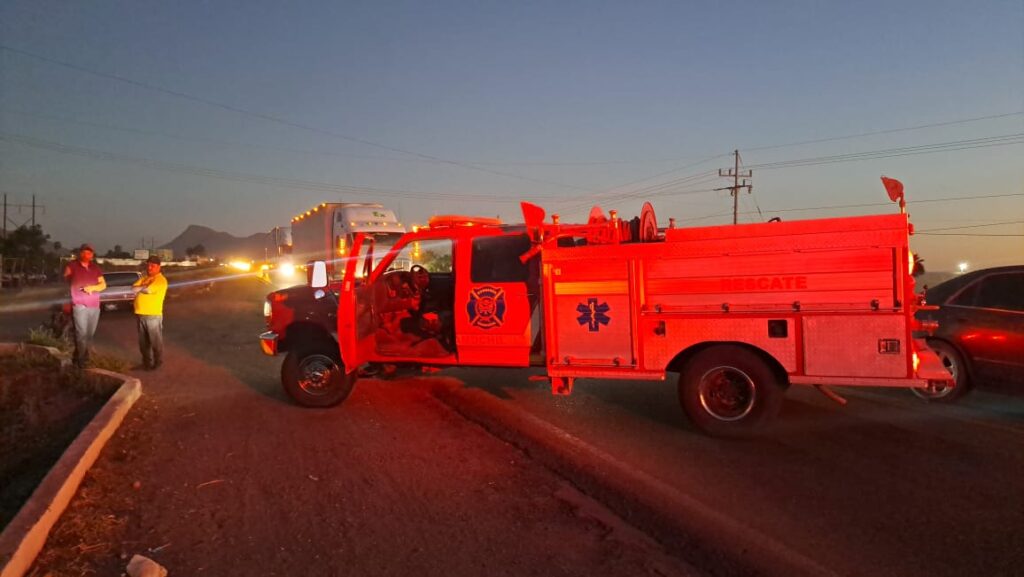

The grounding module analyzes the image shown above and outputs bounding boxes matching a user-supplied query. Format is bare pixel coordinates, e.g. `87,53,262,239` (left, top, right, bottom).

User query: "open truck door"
337,232,377,374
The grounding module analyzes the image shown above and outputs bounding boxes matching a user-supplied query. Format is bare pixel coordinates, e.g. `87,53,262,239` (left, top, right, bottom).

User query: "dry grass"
85,352,131,375
27,325,70,352
0,354,109,531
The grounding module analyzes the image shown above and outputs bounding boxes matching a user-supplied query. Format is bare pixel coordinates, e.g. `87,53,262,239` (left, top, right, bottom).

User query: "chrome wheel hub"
698,366,757,421
298,354,338,396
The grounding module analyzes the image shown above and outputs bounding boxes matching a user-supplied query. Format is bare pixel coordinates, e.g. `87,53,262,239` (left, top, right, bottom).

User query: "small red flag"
881,176,904,203
520,202,546,229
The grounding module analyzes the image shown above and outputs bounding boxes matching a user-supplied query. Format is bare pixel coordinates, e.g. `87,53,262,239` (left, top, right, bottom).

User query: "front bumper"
259,331,279,356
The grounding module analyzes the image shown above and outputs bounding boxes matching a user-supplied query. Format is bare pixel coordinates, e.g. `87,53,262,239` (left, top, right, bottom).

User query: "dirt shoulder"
29,278,699,576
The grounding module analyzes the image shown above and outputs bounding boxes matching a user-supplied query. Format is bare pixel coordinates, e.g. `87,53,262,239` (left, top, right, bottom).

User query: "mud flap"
913,339,954,384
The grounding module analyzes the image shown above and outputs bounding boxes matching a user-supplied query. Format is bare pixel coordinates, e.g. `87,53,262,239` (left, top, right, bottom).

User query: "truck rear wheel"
282,343,355,407
678,345,785,437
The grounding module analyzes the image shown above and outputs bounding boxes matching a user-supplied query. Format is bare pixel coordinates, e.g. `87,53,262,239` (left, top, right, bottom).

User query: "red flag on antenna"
881,176,904,203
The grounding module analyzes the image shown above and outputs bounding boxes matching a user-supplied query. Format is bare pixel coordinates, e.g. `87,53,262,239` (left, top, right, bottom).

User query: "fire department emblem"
467,285,506,330
577,298,611,332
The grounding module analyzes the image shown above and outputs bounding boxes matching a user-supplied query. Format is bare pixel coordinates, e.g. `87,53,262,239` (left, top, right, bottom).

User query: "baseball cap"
146,255,162,265
78,243,95,253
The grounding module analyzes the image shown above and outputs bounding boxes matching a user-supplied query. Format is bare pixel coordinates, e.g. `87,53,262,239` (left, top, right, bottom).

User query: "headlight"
263,300,272,317
278,262,296,277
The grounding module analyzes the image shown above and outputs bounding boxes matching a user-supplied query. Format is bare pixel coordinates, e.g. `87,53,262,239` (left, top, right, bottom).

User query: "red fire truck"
260,181,952,436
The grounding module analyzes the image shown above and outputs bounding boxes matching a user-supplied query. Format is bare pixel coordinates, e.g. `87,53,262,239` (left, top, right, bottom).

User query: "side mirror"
310,261,328,288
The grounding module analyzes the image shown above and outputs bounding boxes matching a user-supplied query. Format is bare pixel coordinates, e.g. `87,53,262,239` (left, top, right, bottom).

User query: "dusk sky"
1,0,1021,271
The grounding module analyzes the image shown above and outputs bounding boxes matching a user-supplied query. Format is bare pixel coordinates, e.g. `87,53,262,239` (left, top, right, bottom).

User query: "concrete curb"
0,343,69,368
0,344,142,577
431,382,839,577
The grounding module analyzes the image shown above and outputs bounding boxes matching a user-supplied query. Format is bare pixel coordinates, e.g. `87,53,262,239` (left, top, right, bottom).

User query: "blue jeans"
72,304,100,367
137,315,164,367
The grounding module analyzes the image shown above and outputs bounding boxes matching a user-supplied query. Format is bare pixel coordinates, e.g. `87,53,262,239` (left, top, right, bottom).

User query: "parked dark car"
99,271,143,311
914,265,1024,401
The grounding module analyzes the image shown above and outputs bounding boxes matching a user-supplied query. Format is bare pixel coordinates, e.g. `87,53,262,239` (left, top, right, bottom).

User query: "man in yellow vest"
132,255,169,370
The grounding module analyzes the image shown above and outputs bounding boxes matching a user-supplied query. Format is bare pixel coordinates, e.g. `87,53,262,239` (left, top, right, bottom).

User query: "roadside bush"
27,325,69,352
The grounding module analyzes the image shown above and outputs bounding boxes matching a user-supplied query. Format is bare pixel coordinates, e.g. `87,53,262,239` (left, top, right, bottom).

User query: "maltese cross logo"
467,285,506,330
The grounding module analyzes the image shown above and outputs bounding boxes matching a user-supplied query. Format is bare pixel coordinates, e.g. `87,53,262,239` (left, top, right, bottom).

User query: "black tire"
281,342,355,407
678,345,786,438
911,340,972,403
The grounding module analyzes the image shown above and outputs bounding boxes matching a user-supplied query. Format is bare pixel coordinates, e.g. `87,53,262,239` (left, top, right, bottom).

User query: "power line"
575,187,721,214
2,193,46,235
5,105,731,209
917,233,1024,237
0,44,594,193
742,111,1024,153
559,130,1023,218
0,131,555,204
2,108,443,165
754,192,1024,216
748,189,765,222
672,192,1024,225
7,44,1022,169
558,154,728,204
677,210,736,223
555,170,721,215
917,219,1024,233
746,133,1024,170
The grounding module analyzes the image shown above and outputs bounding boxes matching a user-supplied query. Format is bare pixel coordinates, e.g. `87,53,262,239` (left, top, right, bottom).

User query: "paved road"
3,279,1022,576
4,281,694,577
443,370,1024,577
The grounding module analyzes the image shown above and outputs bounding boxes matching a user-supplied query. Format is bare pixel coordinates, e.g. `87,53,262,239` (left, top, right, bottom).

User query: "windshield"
382,238,453,274
368,232,405,275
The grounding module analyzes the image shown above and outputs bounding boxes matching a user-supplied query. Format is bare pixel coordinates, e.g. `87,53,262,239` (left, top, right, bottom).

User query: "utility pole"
716,150,753,225
3,195,46,232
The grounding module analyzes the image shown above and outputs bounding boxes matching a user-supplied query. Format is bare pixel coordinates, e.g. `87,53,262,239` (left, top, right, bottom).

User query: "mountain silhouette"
160,225,275,261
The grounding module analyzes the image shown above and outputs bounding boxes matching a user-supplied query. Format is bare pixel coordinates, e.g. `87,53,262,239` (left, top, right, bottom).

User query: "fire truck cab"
265,188,952,437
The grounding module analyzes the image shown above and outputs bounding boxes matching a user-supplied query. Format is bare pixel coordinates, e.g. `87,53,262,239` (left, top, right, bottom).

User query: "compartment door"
548,258,634,368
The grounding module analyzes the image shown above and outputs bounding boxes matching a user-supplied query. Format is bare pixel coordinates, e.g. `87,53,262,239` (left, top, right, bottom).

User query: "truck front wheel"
282,343,355,407
678,345,785,437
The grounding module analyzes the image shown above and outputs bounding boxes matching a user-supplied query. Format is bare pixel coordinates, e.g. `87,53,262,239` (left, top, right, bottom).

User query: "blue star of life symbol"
576,298,611,332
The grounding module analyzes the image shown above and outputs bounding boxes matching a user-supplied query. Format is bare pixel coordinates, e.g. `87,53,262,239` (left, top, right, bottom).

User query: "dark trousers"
137,314,164,367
